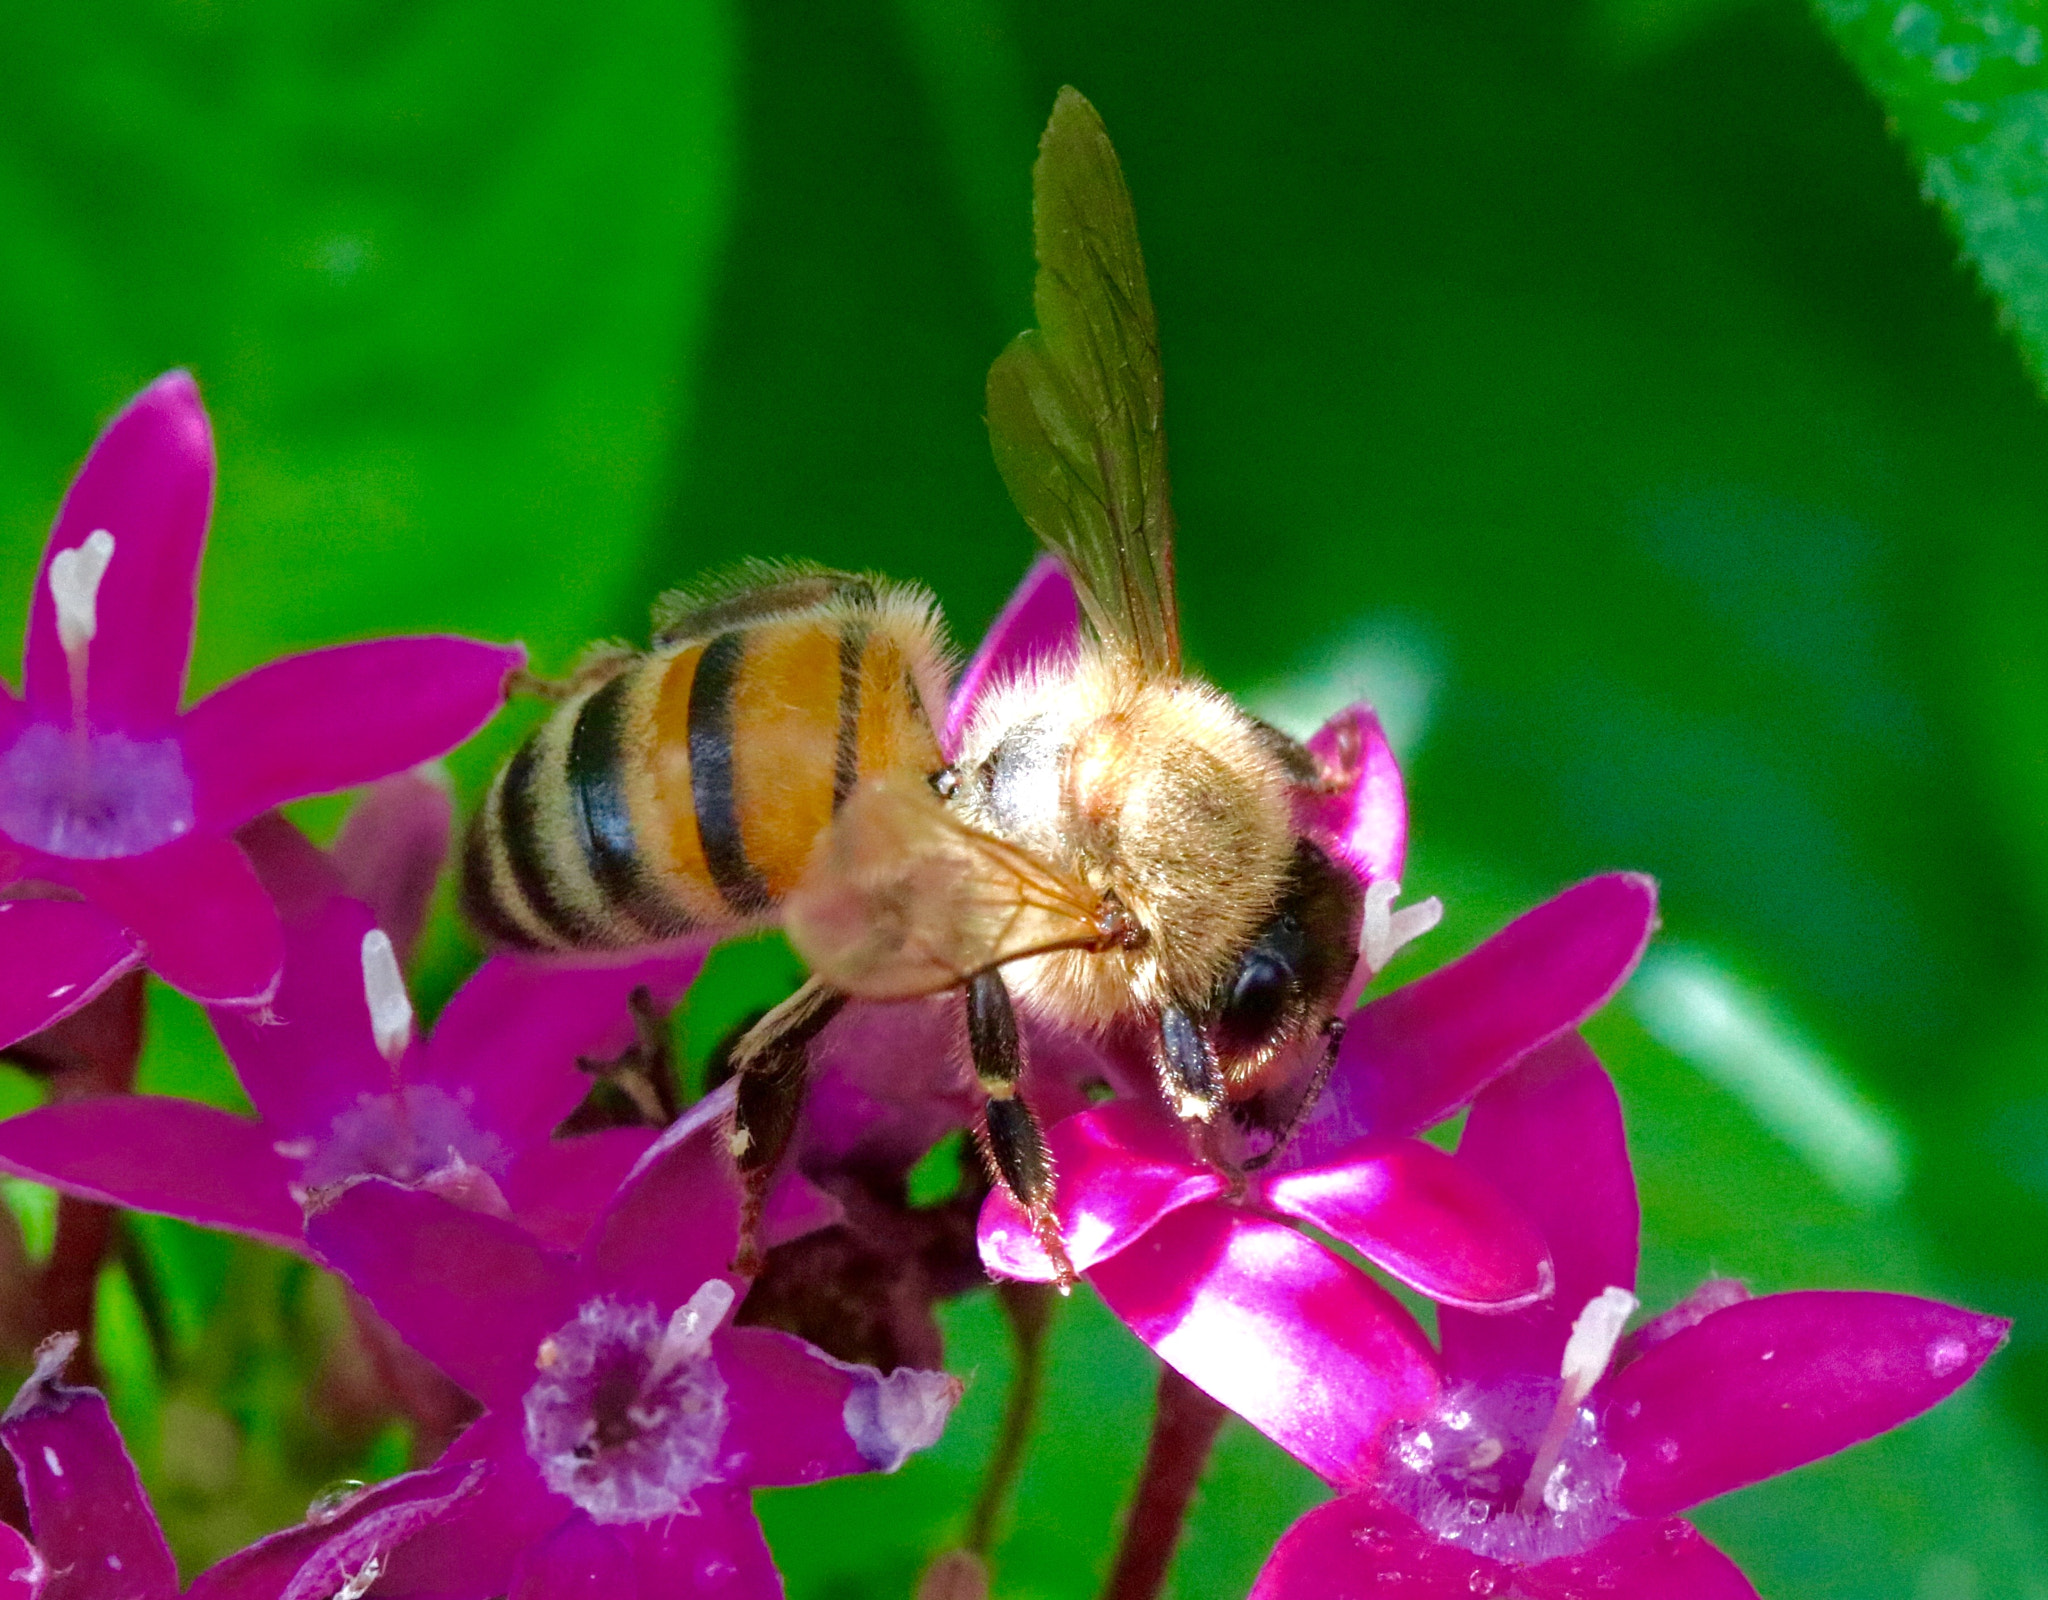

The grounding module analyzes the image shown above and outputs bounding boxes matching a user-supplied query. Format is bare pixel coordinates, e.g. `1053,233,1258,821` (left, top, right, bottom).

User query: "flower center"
523,1285,734,1525
301,1084,507,1192
0,722,194,860
1381,1288,1637,1565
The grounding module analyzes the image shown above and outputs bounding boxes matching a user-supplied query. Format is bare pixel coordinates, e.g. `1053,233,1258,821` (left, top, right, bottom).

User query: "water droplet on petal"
1927,1337,1970,1378
1468,1569,1496,1595
307,1478,367,1524
1655,1438,1680,1464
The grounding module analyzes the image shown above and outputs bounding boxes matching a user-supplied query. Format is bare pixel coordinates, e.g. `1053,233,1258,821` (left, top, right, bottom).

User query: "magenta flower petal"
24,372,210,733
1091,1205,1439,1488
509,1516,635,1600
1292,705,1406,886
333,768,454,967
0,1523,36,1600
1289,873,1657,1166
0,1096,303,1251
183,637,523,834
1438,1035,1638,1384
1248,1494,1755,1600
1605,1290,2010,1519
420,949,703,1149
586,1089,744,1306
1519,1519,1761,1600
184,1460,487,1600
0,898,138,1049
306,1177,578,1404
367,1412,564,1600
942,555,1080,756
1259,1136,1552,1312
63,832,284,1005
208,891,391,1133
501,1127,660,1253
978,1099,1224,1281
720,1325,960,1485
1248,1493,1517,1598
627,1486,784,1598
0,1336,179,1600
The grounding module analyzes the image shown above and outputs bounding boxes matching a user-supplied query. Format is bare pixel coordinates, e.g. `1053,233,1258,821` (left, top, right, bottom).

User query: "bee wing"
986,87,1180,679
785,774,1121,1000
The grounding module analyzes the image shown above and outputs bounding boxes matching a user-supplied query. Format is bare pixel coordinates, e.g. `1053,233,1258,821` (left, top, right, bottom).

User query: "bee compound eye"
1217,951,1292,1055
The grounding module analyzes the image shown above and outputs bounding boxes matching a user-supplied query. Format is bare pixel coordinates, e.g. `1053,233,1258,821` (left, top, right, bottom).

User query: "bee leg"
1158,1004,1226,1125
1159,1004,1244,1191
727,978,846,1277
967,968,1076,1291
1242,1016,1345,1172
508,642,638,704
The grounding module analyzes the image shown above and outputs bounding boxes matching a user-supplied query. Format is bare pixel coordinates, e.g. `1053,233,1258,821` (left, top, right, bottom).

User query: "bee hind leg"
967,968,1076,1291
727,978,846,1277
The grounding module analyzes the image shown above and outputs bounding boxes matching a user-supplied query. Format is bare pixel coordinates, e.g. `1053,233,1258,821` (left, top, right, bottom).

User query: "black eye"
928,767,959,799
1216,951,1292,1056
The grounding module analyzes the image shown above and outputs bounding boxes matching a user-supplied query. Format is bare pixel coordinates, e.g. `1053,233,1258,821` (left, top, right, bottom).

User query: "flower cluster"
0,376,2007,1598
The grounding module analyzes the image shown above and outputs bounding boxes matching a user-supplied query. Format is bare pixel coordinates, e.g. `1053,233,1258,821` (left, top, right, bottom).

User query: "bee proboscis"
464,88,1367,1284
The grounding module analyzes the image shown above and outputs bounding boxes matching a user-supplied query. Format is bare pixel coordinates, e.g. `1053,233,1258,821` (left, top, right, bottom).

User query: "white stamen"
1559,1286,1639,1406
359,930,413,1064
648,1279,735,1383
1363,879,1443,974
335,1555,382,1600
1517,1285,1638,1517
49,530,114,658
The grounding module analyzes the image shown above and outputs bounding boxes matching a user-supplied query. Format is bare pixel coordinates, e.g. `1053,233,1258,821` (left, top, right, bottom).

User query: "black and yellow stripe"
462,578,948,951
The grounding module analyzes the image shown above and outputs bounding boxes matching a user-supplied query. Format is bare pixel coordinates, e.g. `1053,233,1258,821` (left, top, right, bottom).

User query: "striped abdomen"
465,584,948,951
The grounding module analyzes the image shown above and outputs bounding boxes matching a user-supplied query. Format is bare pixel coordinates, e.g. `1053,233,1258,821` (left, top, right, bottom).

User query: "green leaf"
1816,0,2048,381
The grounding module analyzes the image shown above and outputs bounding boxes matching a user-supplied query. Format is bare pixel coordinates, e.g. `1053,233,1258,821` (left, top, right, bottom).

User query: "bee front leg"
967,968,1077,1291
1159,1003,1242,1191
1157,1004,1225,1124
727,978,846,1277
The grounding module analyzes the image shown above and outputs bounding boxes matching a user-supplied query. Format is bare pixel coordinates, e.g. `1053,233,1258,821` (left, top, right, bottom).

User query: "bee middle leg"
967,968,1077,1290
727,978,846,1276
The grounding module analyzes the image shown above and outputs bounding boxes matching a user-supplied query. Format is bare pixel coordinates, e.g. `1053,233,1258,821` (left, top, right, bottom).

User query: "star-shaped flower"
0,1331,484,1599
1130,1033,2004,1597
976,872,1659,1364
0,816,698,1253
0,371,522,1024
305,1085,962,1598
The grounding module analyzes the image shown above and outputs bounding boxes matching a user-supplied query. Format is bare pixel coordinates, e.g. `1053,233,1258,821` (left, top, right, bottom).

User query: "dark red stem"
1102,1364,1228,1600
3,970,148,1386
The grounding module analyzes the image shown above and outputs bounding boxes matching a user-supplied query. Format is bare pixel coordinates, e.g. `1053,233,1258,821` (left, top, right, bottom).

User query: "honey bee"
464,88,1366,1283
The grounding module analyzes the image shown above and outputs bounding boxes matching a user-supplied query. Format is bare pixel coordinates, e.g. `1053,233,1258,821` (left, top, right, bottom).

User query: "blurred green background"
2,0,2048,1593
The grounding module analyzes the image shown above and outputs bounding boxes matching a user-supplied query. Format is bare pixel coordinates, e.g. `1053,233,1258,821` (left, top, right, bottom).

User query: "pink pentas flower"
0,815,699,1253
977,875,1659,1341
1196,1034,2010,1598
0,1330,484,1599
304,1085,962,1599
0,371,523,1019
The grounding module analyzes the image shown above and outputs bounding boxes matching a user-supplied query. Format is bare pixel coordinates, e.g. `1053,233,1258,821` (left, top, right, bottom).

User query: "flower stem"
967,1280,1057,1555
1101,1365,1227,1600
3,970,147,1384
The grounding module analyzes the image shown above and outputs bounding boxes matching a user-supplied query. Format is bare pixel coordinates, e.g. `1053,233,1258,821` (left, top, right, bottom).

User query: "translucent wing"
784,773,1135,1000
987,87,1180,678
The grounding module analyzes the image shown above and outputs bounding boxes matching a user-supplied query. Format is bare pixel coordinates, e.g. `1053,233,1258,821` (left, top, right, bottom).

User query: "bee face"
1211,840,1366,1097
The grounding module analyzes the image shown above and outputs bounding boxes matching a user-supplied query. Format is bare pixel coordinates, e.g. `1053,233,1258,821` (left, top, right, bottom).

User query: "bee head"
1209,840,1364,1096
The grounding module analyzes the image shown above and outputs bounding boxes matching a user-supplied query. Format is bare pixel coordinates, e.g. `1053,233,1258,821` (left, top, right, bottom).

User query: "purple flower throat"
524,1281,736,1525
0,530,193,860
1384,1287,1638,1566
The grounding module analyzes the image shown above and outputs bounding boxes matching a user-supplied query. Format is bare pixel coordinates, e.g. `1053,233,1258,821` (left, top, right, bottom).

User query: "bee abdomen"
464,581,949,953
